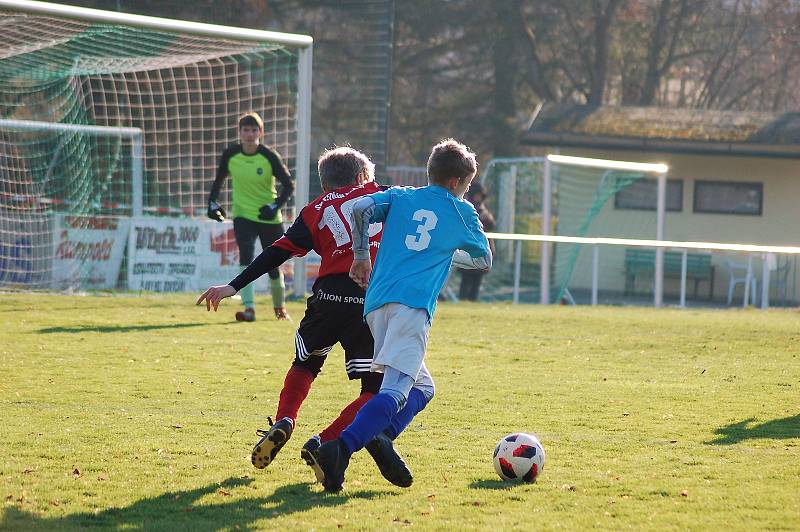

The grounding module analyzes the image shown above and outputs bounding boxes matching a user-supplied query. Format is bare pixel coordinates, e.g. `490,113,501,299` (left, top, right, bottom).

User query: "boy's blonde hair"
427,138,477,186
318,146,375,190
238,112,264,131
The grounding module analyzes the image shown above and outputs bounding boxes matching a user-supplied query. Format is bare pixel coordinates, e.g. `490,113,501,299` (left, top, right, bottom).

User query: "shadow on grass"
707,414,800,445
37,323,204,334
0,477,384,531
469,478,520,490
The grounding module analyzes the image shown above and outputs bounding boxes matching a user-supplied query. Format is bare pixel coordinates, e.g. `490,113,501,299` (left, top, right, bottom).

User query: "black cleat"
300,435,324,483
251,416,293,469
316,439,351,493
365,432,413,487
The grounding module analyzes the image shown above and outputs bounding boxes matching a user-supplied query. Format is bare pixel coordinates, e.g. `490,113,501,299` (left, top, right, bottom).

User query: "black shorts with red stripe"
293,273,373,380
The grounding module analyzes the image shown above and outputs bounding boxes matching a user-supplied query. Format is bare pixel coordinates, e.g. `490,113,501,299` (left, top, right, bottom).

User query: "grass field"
1,294,799,531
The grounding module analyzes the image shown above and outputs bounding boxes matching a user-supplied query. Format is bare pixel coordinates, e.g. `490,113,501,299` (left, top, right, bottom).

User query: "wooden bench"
624,248,715,300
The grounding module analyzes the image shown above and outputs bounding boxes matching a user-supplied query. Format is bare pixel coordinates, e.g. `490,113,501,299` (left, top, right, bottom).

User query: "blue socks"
384,387,430,440
339,392,401,454
338,388,434,455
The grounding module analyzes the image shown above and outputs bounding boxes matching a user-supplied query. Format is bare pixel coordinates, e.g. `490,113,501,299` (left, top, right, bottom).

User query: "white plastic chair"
726,258,757,306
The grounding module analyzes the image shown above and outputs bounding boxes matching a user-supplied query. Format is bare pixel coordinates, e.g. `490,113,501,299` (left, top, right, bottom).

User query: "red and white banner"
51,214,129,290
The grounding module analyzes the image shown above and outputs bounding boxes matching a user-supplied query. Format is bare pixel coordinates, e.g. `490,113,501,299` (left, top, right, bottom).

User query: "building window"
614,178,683,212
693,181,762,215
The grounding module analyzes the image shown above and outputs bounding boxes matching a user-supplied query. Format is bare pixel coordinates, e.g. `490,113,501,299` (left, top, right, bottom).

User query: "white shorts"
365,303,430,379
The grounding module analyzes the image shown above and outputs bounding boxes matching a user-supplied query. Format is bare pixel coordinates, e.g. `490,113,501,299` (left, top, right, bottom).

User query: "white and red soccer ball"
493,432,545,483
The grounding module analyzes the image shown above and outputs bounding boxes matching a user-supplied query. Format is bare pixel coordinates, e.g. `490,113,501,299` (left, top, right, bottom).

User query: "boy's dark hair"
318,146,375,190
427,139,477,186
239,112,264,131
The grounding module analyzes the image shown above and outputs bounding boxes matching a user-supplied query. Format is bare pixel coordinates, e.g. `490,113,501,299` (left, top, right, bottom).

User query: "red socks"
275,366,314,423
319,392,375,443
274,367,375,442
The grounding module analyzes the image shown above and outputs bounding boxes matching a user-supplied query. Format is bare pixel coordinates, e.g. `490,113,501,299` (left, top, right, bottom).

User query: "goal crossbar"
0,0,313,48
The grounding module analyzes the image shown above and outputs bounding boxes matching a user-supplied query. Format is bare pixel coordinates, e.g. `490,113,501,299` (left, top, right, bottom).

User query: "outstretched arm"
196,247,291,311
229,246,292,291
198,213,312,311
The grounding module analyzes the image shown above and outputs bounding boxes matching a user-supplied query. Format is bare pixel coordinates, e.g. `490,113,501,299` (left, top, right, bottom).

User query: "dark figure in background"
459,181,495,301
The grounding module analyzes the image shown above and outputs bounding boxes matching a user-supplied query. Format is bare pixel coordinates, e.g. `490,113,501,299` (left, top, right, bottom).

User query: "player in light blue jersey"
316,139,492,492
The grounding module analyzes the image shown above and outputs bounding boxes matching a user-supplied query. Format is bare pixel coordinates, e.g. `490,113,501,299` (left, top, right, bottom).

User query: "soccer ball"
493,432,545,483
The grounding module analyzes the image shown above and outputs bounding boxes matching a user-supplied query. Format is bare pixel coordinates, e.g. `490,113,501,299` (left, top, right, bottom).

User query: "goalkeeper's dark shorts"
293,273,374,381
233,217,284,266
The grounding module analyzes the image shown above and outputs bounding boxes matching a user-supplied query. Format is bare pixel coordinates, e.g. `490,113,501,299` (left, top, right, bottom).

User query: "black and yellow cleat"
300,435,324,483
251,416,293,469
365,432,413,487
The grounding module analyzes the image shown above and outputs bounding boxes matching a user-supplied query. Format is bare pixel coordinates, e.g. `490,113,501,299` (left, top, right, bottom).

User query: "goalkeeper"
207,112,294,321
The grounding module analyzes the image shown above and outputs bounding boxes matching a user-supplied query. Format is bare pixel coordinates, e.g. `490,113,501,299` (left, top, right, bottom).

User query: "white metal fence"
485,232,800,309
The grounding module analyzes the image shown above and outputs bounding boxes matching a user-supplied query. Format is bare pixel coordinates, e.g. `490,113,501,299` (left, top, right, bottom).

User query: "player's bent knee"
292,358,324,378
267,268,280,280
381,389,407,413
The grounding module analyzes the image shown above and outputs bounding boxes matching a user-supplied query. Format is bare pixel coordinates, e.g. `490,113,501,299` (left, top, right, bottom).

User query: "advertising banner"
51,214,129,290
128,218,202,292
128,217,321,293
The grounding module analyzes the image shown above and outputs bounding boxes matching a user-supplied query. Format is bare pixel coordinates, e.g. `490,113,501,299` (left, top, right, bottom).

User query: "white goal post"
542,154,670,306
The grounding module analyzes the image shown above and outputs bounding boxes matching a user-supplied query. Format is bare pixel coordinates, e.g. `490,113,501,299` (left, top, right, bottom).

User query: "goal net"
0,1,311,290
477,155,668,304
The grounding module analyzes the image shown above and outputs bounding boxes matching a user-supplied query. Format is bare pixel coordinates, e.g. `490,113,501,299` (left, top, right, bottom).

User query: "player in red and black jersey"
197,147,412,488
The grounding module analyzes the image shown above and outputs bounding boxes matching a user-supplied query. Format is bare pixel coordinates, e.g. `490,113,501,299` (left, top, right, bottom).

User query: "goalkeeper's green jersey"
209,144,294,223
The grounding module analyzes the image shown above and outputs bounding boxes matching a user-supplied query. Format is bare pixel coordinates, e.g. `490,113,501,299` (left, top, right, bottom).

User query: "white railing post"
541,157,552,305
654,172,667,308
680,249,687,308
744,254,753,307
761,253,771,309
591,244,599,306
513,240,522,304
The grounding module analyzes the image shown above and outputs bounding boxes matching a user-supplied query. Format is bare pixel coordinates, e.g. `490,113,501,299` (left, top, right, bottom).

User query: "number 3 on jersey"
405,209,438,251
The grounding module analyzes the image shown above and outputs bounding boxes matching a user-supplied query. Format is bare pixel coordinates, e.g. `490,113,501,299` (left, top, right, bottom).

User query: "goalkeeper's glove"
207,200,226,222
258,202,279,221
